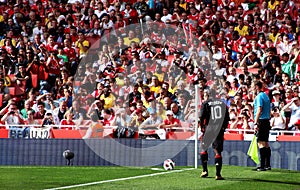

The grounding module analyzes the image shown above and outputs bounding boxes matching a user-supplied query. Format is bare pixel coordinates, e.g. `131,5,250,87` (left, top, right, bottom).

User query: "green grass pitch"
0,165,299,190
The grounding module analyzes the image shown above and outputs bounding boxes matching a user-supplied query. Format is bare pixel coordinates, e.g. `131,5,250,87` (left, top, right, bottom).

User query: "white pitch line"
44,168,195,190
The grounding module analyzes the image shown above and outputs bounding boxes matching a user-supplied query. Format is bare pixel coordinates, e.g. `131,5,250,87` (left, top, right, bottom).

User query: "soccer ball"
163,159,175,170
63,150,74,160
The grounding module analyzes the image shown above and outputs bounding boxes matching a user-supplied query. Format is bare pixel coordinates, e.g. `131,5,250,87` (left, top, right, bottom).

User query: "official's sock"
265,147,271,167
259,148,266,168
200,151,208,172
215,155,222,177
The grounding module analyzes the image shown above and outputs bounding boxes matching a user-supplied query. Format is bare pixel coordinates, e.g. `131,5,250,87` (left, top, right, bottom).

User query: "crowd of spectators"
0,0,300,138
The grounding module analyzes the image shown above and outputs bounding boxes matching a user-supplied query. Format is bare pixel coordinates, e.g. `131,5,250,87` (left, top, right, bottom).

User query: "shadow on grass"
268,169,300,174
225,177,300,186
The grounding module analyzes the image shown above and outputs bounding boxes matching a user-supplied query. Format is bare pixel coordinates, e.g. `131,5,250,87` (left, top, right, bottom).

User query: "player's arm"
223,106,230,131
254,106,262,130
199,103,207,133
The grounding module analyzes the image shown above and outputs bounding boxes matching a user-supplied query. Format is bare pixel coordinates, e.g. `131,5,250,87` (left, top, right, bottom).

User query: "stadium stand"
0,0,299,141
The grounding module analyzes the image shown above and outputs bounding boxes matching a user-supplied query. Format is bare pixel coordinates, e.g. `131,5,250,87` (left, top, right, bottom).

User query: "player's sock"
200,151,208,172
265,147,271,168
259,148,266,169
215,154,222,177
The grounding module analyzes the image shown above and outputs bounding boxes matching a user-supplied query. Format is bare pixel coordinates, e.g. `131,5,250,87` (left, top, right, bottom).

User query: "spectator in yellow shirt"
268,0,279,11
234,17,248,37
100,85,116,109
153,64,165,82
268,25,280,43
179,0,186,10
75,32,90,58
123,30,140,46
149,76,161,95
156,102,166,120
0,30,17,47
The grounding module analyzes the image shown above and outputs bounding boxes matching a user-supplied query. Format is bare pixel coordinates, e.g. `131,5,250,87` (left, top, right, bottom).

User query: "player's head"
255,81,263,92
207,88,216,98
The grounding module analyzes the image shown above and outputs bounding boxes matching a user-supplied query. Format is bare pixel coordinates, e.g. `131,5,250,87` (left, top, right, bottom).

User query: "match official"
253,81,271,171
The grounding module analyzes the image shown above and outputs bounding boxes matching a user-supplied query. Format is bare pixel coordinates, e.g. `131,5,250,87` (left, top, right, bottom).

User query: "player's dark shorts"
212,130,224,153
257,119,270,142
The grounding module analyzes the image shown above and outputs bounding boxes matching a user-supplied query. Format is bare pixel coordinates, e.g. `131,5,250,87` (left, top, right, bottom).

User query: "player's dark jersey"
200,98,229,131
200,98,230,151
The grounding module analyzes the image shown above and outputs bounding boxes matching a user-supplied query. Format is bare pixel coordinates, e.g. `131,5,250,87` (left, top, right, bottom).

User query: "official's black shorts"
256,119,270,142
212,130,224,153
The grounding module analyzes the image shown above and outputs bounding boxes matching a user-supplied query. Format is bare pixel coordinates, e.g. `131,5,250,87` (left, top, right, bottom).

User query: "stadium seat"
86,36,100,48
277,135,300,142
14,83,26,96
236,68,259,75
31,74,38,88
7,74,15,81
206,80,214,86
249,68,259,74
0,93,3,107
8,87,16,96
134,131,139,139
224,133,244,141
167,55,174,64
74,81,81,87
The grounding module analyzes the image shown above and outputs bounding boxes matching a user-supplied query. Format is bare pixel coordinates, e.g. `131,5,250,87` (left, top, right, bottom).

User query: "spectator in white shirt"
1,103,24,129
161,8,172,23
32,20,43,38
282,97,300,130
270,107,286,130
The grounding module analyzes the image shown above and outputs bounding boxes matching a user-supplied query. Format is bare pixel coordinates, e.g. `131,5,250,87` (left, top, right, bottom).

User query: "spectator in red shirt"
159,110,182,130
46,50,61,87
14,64,32,93
33,101,46,119
188,6,199,21
101,108,115,127
60,110,75,130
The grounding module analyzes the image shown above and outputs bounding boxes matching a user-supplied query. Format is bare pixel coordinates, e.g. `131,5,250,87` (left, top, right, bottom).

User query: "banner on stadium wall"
8,127,51,139
9,127,30,139
30,127,51,139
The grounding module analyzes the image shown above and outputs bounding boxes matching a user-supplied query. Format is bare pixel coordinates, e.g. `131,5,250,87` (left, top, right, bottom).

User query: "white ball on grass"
163,159,175,170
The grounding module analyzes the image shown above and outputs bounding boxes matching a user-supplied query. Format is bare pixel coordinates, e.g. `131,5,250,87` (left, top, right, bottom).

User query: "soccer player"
253,81,271,171
199,89,229,180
